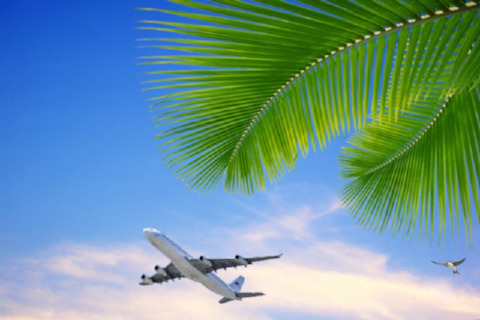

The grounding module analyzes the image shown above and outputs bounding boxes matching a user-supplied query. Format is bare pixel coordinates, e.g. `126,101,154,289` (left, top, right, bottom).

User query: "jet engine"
199,255,213,267
235,255,248,266
154,265,168,276
140,274,153,285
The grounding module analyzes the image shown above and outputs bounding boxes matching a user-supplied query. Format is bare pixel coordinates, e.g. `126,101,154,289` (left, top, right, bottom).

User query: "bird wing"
431,260,448,267
453,258,466,266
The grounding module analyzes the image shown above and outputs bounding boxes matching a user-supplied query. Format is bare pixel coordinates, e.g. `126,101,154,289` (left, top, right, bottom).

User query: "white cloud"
0,243,269,320
2,183,479,320
248,246,480,320
1,238,479,320
237,197,343,244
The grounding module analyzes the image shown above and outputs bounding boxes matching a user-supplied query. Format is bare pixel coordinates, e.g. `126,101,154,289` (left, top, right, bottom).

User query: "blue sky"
1,1,479,319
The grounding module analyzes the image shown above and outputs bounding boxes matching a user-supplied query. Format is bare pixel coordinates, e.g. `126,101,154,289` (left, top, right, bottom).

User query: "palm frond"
339,10,480,244
140,1,479,195
340,85,480,244
139,1,480,243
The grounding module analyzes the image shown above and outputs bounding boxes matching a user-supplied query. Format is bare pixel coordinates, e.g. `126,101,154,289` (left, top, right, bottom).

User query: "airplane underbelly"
172,258,203,281
202,273,236,299
172,258,235,299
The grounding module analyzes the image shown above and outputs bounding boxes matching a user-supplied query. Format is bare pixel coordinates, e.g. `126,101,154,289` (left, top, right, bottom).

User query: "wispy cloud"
231,183,344,244
248,259,480,320
1,183,479,320
239,202,341,243
1,237,479,320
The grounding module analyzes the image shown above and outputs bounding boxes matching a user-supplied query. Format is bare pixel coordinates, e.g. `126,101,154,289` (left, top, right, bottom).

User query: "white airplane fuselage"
143,228,237,300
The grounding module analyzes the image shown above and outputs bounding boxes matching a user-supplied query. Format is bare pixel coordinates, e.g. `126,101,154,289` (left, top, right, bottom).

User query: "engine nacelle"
154,265,168,277
235,255,248,266
140,274,153,285
199,255,213,267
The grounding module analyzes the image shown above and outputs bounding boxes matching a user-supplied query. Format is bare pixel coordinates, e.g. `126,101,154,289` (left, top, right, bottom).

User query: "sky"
1,1,479,319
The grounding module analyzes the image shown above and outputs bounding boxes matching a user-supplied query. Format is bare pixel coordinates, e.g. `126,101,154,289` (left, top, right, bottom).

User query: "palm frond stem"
225,2,480,168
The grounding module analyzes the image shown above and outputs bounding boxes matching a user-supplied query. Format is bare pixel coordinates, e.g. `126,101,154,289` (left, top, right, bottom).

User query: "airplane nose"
143,228,161,241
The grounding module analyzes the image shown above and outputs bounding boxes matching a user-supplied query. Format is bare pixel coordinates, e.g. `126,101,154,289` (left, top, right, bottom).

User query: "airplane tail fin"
219,276,264,304
228,276,245,292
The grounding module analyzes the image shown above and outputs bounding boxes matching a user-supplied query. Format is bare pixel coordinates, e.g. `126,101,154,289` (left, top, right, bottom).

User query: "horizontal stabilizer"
218,297,233,304
218,292,265,304
237,292,264,299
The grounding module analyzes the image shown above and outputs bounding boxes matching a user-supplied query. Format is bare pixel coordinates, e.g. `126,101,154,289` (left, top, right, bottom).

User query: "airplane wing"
453,257,466,266
188,254,283,274
140,262,184,285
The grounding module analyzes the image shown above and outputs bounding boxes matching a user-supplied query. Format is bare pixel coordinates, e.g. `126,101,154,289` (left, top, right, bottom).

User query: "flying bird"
431,258,466,274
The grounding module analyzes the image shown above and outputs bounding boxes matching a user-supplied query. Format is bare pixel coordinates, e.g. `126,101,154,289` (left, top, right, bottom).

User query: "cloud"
0,243,269,320
235,193,343,244
1,238,479,320
1,184,479,320
248,244,480,320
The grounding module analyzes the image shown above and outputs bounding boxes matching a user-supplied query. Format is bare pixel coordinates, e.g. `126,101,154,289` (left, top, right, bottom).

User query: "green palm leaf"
138,0,480,243
341,87,480,244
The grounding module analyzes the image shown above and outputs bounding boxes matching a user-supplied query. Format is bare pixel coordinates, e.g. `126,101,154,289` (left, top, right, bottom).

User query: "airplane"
431,258,466,274
139,227,282,304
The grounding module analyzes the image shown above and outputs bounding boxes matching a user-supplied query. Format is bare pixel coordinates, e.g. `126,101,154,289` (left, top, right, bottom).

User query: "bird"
431,258,466,274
